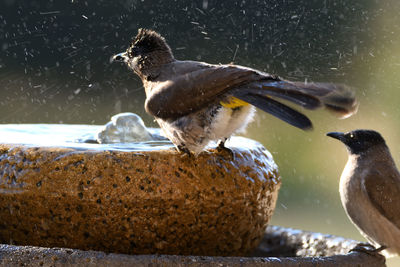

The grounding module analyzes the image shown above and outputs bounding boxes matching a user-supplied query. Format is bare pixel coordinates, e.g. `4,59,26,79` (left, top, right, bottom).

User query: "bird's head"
327,129,387,154
112,28,174,77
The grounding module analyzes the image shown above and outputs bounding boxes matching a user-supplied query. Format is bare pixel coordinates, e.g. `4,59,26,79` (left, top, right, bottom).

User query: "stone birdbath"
0,114,386,266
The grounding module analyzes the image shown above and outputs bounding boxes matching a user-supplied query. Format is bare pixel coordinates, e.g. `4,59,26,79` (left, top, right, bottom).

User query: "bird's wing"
145,62,357,129
230,79,358,130
362,170,400,229
233,80,358,118
145,63,262,119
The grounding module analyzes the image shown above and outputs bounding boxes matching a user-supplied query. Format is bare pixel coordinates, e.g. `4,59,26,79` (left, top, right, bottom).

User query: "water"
96,112,159,143
0,124,174,151
0,124,273,156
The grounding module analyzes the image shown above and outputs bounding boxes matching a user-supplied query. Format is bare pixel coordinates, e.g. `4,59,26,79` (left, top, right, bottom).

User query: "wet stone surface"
0,124,280,256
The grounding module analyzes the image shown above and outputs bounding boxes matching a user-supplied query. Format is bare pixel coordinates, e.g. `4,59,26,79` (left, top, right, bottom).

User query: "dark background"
1,0,379,124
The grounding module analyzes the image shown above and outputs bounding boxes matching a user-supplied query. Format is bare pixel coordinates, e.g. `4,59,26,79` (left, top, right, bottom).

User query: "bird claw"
217,140,235,160
177,145,193,158
349,242,386,258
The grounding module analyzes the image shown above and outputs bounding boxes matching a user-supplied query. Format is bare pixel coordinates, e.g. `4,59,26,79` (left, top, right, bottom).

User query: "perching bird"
113,28,358,154
327,129,400,258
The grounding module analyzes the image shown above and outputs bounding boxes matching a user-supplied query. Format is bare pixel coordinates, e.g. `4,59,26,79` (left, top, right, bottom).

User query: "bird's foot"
217,140,235,160
350,242,386,258
177,145,193,158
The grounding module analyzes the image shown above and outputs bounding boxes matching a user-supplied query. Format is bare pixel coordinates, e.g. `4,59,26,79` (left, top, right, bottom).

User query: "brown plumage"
327,130,400,258
113,28,358,153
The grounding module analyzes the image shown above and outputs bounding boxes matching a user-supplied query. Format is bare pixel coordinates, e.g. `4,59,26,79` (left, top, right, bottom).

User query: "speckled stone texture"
0,137,280,256
0,226,386,267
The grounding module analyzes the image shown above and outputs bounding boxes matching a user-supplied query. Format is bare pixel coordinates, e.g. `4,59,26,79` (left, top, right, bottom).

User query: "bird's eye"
128,46,140,57
350,134,354,138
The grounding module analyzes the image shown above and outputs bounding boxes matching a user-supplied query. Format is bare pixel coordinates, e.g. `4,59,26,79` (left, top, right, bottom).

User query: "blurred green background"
1,0,400,265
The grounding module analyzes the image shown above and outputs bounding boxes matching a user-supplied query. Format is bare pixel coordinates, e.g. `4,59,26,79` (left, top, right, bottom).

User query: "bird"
113,28,358,154
327,129,400,258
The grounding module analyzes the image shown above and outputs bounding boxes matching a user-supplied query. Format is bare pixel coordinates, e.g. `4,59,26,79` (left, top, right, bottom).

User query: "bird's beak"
326,132,345,141
111,52,128,63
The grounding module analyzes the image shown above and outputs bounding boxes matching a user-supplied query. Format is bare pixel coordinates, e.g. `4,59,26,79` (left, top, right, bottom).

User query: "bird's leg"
217,139,235,159
349,242,387,258
217,139,227,150
177,144,192,157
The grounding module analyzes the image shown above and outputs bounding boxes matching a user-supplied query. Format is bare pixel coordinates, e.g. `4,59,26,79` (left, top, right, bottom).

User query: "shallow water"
0,124,271,156
0,124,174,151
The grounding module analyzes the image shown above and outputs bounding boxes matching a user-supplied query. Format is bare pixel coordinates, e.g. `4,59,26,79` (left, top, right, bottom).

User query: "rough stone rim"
0,226,386,267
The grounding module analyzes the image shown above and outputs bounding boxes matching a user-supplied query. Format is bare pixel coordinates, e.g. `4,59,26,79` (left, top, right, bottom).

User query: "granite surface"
0,124,280,256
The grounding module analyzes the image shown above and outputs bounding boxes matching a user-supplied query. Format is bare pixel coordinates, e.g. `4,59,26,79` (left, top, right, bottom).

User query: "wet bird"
327,129,400,258
113,28,358,154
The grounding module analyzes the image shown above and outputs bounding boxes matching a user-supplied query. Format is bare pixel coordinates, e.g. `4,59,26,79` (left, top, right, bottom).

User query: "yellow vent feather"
220,97,249,108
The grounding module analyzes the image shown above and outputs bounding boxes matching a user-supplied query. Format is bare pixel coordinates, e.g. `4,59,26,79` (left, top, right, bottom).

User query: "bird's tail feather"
265,81,358,118
240,81,322,110
290,81,358,118
234,93,313,130
232,80,358,130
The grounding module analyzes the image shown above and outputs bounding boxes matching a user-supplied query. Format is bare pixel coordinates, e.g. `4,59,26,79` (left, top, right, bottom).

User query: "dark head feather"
127,28,172,58
327,129,387,154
